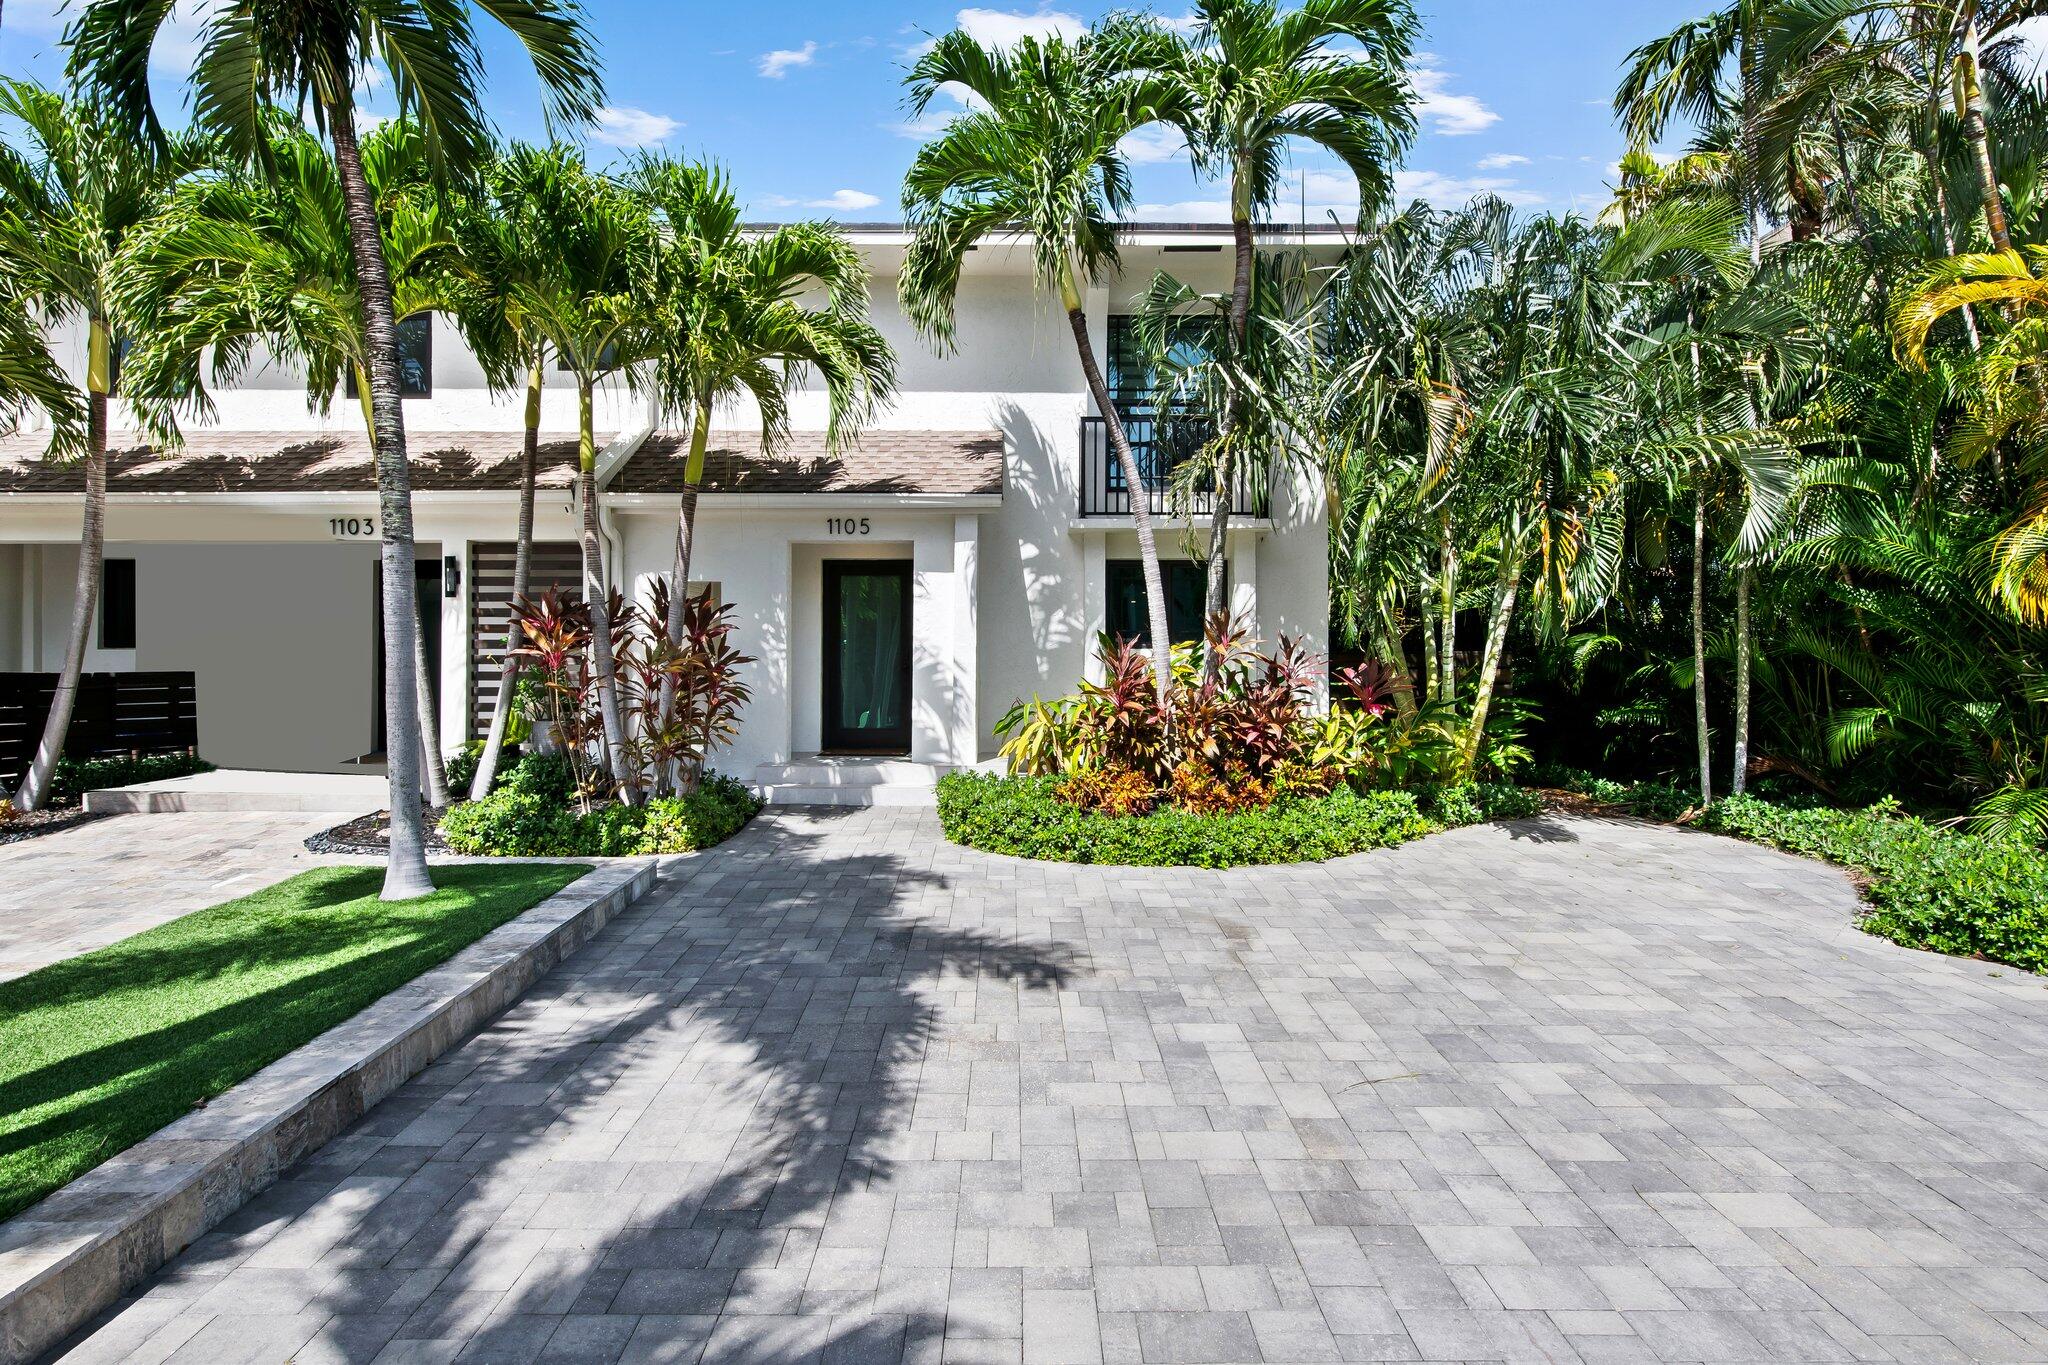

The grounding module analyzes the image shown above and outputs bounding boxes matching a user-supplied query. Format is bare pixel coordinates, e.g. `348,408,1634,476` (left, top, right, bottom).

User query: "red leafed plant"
508,588,602,811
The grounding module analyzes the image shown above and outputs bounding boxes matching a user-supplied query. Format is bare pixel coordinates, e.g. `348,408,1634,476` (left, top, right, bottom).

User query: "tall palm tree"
634,159,896,648
899,21,1180,711
484,145,654,801
68,0,603,898
448,144,571,801
1150,0,1416,653
1896,245,2048,620
0,80,201,814
117,118,462,806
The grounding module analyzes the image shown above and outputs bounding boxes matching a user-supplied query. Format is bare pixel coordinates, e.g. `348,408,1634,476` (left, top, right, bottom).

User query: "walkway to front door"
51,808,2048,1364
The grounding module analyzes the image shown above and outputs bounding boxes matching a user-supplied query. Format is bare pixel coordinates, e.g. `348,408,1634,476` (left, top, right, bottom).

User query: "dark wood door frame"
821,559,913,756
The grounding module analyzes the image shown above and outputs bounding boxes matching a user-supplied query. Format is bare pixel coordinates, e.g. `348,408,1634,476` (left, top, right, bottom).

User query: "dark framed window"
1105,559,1217,648
1106,315,1210,415
100,558,136,649
346,315,433,398
106,335,136,391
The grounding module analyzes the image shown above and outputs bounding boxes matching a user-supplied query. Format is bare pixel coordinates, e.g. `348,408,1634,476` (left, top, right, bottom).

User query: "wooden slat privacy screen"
0,671,198,784
466,542,583,740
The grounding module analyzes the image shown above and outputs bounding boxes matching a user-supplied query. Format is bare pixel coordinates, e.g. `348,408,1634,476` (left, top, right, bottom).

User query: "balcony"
1078,412,1267,519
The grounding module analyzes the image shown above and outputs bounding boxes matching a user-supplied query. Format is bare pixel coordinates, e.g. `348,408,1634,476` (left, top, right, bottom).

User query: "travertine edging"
0,859,658,1365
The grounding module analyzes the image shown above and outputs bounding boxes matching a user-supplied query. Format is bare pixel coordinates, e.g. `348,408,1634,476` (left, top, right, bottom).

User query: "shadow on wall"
984,398,1088,721
70,813,1085,1362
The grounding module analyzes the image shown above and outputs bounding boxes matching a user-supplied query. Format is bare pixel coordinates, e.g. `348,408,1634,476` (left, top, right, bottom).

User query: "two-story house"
0,224,1336,803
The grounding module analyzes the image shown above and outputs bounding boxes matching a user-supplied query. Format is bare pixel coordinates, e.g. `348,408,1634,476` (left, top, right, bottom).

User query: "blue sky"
0,0,1704,222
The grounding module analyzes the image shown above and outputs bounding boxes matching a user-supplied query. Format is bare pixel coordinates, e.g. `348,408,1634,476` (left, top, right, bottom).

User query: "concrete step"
755,758,948,788
754,756,952,807
84,770,389,815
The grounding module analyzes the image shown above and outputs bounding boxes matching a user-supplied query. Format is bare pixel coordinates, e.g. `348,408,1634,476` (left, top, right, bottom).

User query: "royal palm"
68,0,603,898
0,81,200,814
635,158,895,656
1150,0,1415,653
900,22,1182,710
118,119,462,805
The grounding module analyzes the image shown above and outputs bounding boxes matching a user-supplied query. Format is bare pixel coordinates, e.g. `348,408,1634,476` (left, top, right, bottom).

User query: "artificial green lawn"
0,862,589,1222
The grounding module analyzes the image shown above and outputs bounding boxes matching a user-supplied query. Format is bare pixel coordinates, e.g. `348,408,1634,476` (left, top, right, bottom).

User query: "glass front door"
822,561,912,754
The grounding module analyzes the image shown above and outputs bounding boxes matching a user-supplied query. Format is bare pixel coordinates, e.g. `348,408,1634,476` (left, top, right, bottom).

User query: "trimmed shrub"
1701,795,2048,973
439,756,761,857
937,772,1539,869
49,752,212,805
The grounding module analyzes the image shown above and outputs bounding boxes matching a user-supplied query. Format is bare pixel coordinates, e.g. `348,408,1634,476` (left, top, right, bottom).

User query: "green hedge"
936,772,1539,868
49,752,213,805
1701,795,2048,973
439,755,761,856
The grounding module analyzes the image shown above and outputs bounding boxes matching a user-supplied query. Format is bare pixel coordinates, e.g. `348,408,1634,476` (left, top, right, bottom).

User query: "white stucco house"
0,224,1335,803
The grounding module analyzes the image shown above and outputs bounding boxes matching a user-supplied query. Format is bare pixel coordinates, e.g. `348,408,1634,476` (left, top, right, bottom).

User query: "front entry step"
754,756,952,807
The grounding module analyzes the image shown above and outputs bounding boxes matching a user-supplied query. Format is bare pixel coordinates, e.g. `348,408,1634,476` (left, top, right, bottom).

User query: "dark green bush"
1700,795,2048,973
50,752,213,804
937,772,1541,868
440,757,760,857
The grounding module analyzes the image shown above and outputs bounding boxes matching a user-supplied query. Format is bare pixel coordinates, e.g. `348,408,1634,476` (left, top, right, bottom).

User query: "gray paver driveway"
46,807,2048,1364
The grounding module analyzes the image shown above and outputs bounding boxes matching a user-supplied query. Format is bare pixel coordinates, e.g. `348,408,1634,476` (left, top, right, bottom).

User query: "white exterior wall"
4,234,1334,773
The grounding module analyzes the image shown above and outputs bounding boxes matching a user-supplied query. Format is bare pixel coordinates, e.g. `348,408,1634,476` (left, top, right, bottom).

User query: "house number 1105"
827,517,871,536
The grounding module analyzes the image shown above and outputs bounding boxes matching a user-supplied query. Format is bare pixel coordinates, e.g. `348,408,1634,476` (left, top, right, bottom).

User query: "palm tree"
634,158,896,653
448,145,570,801
1895,245,2048,620
483,145,654,802
0,80,201,814
68,0,603,899
0,292,86,461
117,118,461,806
899,21,1180,711
1149,0,1416,654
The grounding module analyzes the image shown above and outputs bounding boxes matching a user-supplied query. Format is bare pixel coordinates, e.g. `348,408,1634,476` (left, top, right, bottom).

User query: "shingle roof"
613,430,1003,497
0,430,585,494
0,428,1005,498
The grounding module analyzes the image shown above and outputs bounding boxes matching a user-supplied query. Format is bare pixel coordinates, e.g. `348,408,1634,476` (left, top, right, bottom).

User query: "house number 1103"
827,517,871,536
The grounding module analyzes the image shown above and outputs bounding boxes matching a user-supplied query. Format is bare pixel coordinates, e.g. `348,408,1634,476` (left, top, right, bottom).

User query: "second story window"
346,315,434,398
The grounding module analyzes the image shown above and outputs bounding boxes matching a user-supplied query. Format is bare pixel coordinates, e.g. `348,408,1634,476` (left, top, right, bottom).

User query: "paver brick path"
0,812,340,982
44,808,2048,1363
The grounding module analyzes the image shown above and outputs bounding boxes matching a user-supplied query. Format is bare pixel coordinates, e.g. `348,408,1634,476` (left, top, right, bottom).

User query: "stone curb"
0,858,659,1365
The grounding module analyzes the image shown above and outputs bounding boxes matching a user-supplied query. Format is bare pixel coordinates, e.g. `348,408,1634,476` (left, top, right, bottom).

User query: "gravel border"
0,809,101,848
0,859,658,1365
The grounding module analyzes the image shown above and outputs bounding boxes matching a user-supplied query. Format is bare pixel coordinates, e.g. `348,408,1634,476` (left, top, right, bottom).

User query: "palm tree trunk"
328,105,432,900
1201,204,1258,679
1692,488,1712,803
1063,283,1172,714
1437,512,1457,700
1463,548,1523,772
1376,615,1418,723
413,594,448,806
1731,564,1752,796
1418,580,1439,704
1955,11,2012,253
657,397,710,786
471,363,543,800
13,357,106,814
576,379,636,803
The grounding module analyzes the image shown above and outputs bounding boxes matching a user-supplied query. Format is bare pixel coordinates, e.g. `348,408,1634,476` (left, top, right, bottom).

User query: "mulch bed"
306,807,451,856
0,807,104,847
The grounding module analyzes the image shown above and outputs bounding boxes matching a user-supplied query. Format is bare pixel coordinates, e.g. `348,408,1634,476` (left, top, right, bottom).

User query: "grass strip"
0,862,588,1222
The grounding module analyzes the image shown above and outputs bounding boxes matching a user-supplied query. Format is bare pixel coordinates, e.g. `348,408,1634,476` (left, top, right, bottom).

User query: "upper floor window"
346,315,433,398
1107,315,1209,415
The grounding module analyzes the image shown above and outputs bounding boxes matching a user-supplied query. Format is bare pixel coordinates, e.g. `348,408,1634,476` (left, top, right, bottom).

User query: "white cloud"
1411,54,1499,136
1477,153,1530,170
1394,168,1543,206
758,41,819,79
1118,125,1188,165
761,189,884,212
1129,199,1237,223
954,7,1088,46
589,106,681,147
889,80,990,140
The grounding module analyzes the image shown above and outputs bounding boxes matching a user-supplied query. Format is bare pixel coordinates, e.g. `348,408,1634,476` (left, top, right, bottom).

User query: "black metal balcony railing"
1079,412,1267,519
